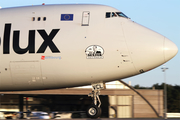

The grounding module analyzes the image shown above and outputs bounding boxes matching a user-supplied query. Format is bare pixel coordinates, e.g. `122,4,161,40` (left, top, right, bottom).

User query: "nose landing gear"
86,82,105,118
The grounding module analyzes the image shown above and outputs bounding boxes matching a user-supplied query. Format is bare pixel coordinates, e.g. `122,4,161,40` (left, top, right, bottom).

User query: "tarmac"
57,118,180,120
20,118,180,120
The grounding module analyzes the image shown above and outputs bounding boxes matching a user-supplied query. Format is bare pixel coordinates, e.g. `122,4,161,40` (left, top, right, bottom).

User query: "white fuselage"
0,4,178,91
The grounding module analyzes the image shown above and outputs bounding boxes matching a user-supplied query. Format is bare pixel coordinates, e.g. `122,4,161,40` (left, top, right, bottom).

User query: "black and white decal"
85,45,104,59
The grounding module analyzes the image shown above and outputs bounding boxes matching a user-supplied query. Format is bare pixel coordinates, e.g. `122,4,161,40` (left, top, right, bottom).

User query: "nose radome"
164,37,178,62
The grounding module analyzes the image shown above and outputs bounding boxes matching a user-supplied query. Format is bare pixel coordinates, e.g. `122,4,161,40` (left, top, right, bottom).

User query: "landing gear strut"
86,82,105,118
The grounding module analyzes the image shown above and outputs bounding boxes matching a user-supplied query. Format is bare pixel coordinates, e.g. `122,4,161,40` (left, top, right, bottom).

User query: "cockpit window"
106,12,111,18
105,12,129,19
112,12,117,17
116,12,129,18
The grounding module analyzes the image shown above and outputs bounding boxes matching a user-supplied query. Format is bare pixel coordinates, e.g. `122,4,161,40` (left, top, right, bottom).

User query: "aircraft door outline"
82,11,90,26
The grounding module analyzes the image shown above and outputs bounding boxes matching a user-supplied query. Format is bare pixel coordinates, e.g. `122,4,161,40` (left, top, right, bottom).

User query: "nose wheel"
86,82,105,118
87,104,102,118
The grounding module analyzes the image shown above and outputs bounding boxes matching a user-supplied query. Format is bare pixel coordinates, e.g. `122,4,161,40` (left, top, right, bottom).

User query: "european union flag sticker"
61,14,73,21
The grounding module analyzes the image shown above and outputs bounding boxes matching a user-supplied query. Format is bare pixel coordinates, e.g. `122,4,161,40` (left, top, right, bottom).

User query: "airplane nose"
164,37,178,62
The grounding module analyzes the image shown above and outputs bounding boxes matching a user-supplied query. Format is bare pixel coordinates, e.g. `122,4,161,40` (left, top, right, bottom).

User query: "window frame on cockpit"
105,12,129,19
116,12,129,18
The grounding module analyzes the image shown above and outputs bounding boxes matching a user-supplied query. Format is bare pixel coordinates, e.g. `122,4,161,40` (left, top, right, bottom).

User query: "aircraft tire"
97,107,102,117
86,104,101,118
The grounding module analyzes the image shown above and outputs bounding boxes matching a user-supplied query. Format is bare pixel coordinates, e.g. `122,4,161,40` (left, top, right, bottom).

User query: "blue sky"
0,0,180,87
